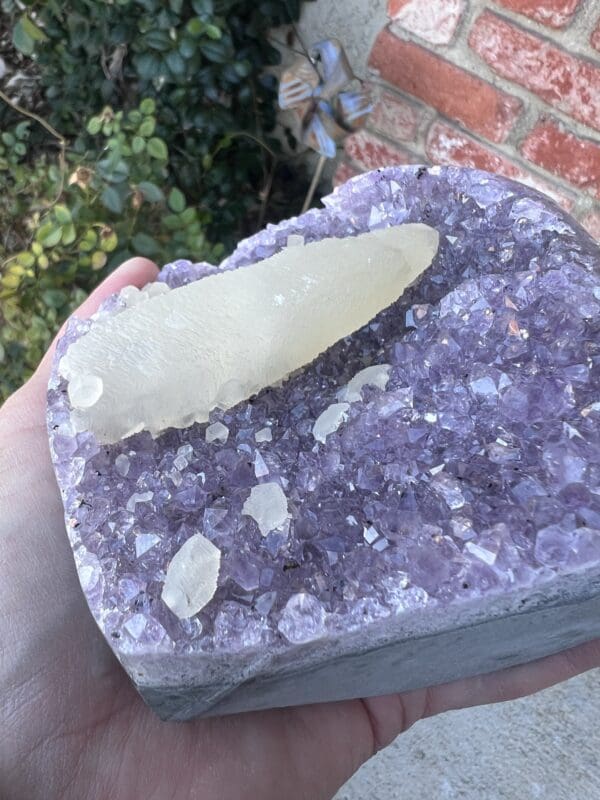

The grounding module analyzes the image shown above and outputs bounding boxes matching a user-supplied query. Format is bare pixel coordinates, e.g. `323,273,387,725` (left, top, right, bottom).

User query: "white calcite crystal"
338,364,392,403
120,282,170,308
115,453,130,477
255,427,273,443
242,482,290,537
126,491,153,513
161,533,221,619
205,422,229,444
363,525,380,544
254,451,269,478
312,402,350,443
58,224,439,443
67,372,104,410
136,533,160,558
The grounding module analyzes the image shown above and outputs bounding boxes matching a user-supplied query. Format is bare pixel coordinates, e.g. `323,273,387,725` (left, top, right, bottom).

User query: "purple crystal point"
48,167,600,720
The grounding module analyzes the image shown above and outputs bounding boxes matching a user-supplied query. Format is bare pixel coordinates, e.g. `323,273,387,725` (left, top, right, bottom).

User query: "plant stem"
0,89,67,205
302,154,327,214
256,156,277,233
0,90,65,147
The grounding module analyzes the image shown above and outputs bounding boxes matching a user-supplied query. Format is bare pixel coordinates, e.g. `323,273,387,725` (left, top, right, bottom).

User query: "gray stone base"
136,578,600,721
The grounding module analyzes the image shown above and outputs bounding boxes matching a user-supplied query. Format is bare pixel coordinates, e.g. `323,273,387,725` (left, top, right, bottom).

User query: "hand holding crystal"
1,257,598,800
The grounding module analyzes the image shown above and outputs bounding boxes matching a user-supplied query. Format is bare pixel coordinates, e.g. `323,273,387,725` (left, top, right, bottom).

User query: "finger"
357,637,600,754
420,637,600,718
35,257,159,381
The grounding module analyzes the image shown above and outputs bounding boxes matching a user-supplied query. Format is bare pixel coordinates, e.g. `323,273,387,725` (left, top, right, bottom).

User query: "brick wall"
335,0,600,239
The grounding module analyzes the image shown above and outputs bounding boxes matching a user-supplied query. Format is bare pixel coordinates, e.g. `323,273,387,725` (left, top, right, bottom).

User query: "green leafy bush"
4,0,305,248
0,101,225,399
0,0,311,401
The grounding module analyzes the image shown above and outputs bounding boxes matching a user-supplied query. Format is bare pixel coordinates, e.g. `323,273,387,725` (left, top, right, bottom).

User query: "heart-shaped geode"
48,166,600,721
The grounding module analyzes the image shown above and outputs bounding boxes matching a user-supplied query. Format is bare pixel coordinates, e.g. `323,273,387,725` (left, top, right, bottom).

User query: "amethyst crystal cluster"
48,167,600,720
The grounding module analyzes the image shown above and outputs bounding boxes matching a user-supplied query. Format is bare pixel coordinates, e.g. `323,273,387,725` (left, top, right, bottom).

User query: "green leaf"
67,15,89,49
16,251,35,268
34,222,54,246
15,121,30,140
132,232,159,256
101,185,124,214
41,226,62,248
186,18,204,37
192,0,214,16
132,135,146,154
138,181,165,203
128,110,143,126
166,50,185,75
163,214,182,231
86,116,102,135
200,40,229,63
99,228,118,252
147,137,168,160
234,60,252,77
91,251,108,271
21,14,47,42
168,187,186,213
54,204,71,224
140,97,156,115
179,37,196,58
135,52,161,80
111,160,130,182
12,18,35,56
180,207,196,226
138,117,156,138
144,30,171,51
41,289,67,309
188,233,206,254
79,230,98,252
205,24,222,40
61,223,77,245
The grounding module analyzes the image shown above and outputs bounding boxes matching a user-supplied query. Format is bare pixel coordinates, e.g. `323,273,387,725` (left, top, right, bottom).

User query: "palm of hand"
1,260,598,800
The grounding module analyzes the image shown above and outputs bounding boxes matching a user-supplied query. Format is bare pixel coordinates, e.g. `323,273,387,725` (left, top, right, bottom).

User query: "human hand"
1,258,599,800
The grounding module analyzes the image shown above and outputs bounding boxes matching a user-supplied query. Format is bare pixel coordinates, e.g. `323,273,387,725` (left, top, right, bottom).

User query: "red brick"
494,0,581,29
582,210,600,241
592,19,600,52
388,0,465,45
426,121,574,210
332,162,359,188
368,86,421,142
522,119,600,199
345,129,417,172
369,28,522,143
469,11,600,133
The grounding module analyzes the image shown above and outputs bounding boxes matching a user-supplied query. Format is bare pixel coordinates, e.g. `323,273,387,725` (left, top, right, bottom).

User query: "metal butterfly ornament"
278,38,373,159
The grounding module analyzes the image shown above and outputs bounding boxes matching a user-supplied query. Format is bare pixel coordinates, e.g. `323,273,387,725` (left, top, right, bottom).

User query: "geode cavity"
48,166,600,721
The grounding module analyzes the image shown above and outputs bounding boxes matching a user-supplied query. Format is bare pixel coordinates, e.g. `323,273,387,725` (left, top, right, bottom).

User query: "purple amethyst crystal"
48,167,600,721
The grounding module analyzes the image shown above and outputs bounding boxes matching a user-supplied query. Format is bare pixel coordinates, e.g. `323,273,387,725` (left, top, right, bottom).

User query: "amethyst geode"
48,166,600,721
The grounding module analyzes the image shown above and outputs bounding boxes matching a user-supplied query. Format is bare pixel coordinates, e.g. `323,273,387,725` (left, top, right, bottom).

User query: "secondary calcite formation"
48,166,600,721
